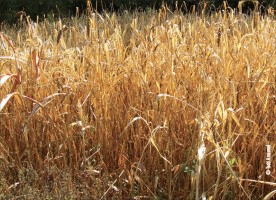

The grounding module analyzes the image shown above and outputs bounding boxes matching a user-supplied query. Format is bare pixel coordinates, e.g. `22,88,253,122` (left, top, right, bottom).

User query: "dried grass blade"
239,179,276,187
264,190,276,200
0,92,22,112
119,117,149,137
57,30,63,44
0,33,21,74
149,126,172,166
0,56,27,64
0,74,17,88
31,49,40,78
22,93,67,133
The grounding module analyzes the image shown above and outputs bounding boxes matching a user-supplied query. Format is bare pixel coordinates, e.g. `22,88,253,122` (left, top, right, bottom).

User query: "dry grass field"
0,6,275,200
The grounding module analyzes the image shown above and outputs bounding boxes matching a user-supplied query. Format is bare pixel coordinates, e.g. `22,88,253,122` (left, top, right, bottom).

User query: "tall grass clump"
0,7,275,199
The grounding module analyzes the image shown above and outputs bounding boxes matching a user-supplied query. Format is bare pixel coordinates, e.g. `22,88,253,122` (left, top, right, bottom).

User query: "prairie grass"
0,8,275,199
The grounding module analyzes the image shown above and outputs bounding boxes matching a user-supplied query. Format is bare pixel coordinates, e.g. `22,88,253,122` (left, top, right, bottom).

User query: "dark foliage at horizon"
0,0,275,24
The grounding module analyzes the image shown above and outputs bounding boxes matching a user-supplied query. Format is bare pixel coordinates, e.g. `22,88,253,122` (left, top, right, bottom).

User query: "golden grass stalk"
0,8,275,199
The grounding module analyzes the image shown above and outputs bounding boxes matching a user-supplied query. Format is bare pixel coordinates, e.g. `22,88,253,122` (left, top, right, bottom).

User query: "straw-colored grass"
0,7,275,199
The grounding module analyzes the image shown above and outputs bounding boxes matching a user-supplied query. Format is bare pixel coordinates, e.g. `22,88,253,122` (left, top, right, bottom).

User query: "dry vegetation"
0,5,276,200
